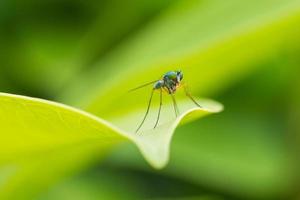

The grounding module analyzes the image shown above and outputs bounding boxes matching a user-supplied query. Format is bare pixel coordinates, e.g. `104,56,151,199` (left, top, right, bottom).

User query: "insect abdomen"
154,80,164,89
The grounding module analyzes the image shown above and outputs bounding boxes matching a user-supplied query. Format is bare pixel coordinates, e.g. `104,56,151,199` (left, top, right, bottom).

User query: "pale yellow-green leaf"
0,92,222,199
0,92,221,168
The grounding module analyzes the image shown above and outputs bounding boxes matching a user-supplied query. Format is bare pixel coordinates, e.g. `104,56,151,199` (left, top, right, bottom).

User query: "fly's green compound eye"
176,71,183,81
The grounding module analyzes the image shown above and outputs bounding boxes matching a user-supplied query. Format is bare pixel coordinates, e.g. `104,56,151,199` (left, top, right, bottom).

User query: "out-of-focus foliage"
1,0,300,199
0,0,174,97
39,166,225,200
60,0,300,115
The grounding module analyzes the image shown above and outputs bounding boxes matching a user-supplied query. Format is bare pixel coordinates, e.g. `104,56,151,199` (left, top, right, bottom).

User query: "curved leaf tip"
0,93,222,169
130,98,223,169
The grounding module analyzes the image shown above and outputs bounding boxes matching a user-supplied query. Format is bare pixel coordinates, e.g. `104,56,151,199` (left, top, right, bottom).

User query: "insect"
130,70,201,133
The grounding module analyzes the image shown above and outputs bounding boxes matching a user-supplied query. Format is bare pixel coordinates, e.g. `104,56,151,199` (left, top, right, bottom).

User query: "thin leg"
154,89,162,129
136,89,154,133
171,94,179,117
183,84,202,108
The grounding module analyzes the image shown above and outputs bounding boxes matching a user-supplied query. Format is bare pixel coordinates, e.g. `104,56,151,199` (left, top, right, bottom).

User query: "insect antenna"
171,94,180,117
128,80,158,93
154,88,163,129
136,89,155,133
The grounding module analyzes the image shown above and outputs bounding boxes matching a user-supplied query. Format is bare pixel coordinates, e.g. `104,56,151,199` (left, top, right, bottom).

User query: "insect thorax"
153,71,183,93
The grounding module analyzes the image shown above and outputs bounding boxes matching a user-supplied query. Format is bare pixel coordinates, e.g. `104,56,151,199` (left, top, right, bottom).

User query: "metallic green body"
153,70,183,94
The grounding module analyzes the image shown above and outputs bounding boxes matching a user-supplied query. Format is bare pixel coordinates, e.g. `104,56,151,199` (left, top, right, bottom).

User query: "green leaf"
0,93,125,160
0,92,221,198
0,92,221,167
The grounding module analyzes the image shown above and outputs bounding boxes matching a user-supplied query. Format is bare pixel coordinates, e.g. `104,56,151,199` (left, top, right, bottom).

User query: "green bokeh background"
1,0,300,199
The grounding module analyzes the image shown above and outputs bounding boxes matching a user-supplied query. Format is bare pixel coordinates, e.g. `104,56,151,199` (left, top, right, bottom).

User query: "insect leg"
154,88,163,129
183,84,202,108
171,94,179,117
136,89,155,133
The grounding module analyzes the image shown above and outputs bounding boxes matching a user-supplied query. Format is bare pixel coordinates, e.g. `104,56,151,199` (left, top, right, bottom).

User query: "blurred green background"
1,0,300,199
